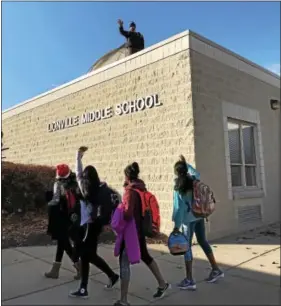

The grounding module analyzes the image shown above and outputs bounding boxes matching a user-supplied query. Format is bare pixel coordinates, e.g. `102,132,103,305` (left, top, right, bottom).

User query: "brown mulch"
1,211,168,249
1,211,52,249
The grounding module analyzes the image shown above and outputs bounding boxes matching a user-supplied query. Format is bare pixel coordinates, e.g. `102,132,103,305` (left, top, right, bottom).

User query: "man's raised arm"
118,19,129,38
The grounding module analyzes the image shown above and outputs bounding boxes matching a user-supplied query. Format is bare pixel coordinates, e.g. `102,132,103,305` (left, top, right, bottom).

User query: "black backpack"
129,32,145,50
96,184,121,225
137,33,145,50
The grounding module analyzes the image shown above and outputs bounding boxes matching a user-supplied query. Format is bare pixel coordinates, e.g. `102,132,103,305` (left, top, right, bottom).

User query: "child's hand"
172,227,180,234
78,146,88,158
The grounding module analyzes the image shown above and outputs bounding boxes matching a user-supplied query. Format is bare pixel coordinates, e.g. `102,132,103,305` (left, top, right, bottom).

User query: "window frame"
222,102,266,201
227,118,261,191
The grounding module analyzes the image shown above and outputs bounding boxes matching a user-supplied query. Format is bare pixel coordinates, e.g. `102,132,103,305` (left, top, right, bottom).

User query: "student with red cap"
45,164,81,280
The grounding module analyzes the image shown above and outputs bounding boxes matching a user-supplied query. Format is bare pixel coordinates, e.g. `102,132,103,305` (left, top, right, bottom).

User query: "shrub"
2,161,55,214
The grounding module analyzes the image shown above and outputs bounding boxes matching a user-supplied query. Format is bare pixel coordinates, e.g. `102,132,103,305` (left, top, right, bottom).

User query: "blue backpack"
168,232,189,256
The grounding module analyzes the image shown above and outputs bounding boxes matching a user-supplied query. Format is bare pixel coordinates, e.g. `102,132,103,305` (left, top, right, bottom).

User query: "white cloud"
267,63,280,76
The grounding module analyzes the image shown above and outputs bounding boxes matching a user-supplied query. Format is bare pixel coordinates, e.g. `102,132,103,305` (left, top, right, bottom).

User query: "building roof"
3,30,280,119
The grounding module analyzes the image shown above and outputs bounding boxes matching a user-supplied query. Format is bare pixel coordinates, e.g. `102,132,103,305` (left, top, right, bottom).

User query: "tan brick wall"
5,30,278,239
2,50,194,234
190,50,280,239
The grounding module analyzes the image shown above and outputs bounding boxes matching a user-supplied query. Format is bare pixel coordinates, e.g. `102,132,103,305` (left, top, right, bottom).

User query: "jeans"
182,219,213,261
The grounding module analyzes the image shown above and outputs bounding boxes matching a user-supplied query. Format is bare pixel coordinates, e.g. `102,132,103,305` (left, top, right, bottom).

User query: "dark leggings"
55,236,79,263
80,223,116,289
138,234,153,265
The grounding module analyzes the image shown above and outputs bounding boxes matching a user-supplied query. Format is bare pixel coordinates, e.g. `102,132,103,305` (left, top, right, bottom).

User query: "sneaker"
205,269,224,283
177,278,197,290
69,288,89,299
105,274,119,289
153,283,170,299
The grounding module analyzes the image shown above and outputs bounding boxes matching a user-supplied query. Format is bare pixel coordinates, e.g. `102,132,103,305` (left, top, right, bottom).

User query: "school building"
2,30,280,240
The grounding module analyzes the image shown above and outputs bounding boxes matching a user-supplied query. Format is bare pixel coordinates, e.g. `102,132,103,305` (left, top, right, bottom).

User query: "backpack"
97,184,121,225
133,189,160,238
191,180,216,219
129,32,145,50
108,187,121,211
137,33,145,50
168,231,189,256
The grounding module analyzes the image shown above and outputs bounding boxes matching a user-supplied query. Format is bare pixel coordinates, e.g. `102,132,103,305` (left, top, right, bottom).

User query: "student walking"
172,155,224,290
114,162,169,306
45,164,81,280
69,147,119,299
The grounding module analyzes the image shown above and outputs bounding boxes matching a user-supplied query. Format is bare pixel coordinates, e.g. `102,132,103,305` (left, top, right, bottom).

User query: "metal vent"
237,205,262,224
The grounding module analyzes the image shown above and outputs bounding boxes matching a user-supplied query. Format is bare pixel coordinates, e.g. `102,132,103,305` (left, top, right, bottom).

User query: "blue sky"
2,1,280,111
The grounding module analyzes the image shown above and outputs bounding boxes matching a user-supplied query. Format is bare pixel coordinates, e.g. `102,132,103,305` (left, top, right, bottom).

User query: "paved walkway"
2,224,280,305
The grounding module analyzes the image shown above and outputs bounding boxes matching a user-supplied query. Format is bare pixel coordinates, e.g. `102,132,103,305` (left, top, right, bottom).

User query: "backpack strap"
127,187,147,216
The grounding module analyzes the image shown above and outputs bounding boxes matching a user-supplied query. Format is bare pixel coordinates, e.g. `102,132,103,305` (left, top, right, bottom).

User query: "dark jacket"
47,173,80,240
123,179,146,235
119,26,144,51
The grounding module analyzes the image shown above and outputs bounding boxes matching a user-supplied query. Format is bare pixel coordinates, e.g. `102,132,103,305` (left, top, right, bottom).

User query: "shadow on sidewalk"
1,233,280,305
146,243,280,305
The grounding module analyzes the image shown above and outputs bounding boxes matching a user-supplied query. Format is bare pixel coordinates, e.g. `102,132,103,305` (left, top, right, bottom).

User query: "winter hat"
129,21,136,28
56,164,71,179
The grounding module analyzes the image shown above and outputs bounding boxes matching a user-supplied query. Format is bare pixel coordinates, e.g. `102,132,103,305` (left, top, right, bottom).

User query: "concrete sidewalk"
2,224,280,305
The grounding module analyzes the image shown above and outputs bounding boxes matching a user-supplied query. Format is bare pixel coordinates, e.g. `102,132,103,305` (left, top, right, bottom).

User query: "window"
227,119,257,188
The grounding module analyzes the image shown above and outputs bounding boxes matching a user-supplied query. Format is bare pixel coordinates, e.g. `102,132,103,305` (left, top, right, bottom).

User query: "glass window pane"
242,125,256,164
228,122,242,163
245,166,257,186
231,166,242,186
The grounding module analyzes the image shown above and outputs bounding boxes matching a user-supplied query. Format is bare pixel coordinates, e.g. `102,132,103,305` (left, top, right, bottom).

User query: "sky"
2,1,280,111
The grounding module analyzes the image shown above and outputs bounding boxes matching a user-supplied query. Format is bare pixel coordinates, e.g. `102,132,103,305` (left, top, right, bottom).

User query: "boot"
44,262,61,279
73,261,81,280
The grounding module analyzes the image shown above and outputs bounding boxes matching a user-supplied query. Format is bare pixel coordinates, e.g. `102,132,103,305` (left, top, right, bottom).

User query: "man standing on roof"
117,19,145,55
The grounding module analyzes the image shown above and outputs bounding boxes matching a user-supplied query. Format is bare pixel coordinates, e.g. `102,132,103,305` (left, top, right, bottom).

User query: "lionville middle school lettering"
47,94,161,132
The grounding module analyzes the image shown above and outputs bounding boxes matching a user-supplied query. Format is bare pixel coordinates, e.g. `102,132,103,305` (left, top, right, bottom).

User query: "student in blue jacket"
172,155,224,290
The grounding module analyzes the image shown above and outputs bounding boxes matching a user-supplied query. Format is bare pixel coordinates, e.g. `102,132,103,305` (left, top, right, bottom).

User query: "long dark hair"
124,162,140,181
174,155,194,194
80,165,101,205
